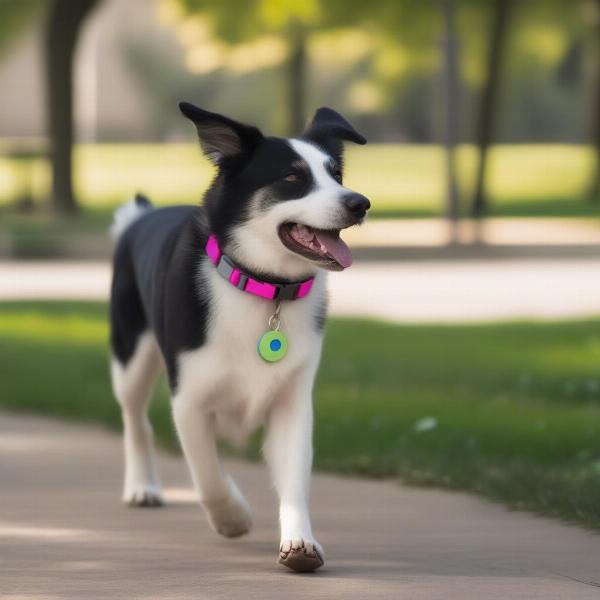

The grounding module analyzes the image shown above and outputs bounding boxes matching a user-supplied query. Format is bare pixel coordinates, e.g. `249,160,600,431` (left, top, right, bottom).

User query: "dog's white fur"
109,198,151,240
228,140,352,280
111,140,349,559
172,264,326,549
111,332,163,504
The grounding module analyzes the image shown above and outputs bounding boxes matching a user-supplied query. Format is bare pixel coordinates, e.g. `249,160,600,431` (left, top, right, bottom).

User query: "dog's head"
180,102,369,279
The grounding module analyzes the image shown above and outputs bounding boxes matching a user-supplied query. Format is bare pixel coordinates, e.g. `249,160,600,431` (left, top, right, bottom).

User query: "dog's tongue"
314,230,353,268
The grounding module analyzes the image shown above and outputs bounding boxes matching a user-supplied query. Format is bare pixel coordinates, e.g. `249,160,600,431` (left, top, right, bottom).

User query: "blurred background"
1,0,600,530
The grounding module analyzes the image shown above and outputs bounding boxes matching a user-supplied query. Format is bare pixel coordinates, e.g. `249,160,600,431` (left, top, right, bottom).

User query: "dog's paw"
202,478,252,538
278,538,325,573
123,484,164,507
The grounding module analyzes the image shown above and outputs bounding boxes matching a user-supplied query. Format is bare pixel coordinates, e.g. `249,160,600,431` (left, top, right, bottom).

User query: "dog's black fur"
110,201,208,387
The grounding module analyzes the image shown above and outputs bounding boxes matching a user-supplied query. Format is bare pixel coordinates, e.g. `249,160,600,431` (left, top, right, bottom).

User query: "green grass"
2,301,600,529
1,143,600,221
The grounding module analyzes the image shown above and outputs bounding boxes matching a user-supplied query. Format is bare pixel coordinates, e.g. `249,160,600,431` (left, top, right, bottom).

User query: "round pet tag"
257,329,288,362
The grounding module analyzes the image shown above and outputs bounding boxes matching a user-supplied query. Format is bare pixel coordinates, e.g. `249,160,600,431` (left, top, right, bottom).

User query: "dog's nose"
343,193,370,219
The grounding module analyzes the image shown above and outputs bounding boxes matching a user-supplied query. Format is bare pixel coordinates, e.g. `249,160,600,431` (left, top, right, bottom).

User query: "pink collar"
205,234,314,301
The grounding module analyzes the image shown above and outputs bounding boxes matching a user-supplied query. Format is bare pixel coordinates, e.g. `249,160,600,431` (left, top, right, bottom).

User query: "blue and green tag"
258,329,288,362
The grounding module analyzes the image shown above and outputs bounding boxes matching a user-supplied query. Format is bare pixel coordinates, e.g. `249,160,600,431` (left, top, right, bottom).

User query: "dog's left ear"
303,107,366,164
179,102,263,167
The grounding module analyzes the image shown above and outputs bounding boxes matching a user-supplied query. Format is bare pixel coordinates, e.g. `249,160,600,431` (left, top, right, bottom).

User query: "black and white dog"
109,103,369,572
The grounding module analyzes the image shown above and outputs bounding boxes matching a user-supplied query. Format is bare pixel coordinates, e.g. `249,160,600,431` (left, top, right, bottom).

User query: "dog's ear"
179,102,263,167
303,107,366,164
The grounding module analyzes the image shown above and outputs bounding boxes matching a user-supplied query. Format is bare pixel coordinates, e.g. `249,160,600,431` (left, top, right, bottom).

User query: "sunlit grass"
2,301,600,529
0,309,107,344
0,143,598,218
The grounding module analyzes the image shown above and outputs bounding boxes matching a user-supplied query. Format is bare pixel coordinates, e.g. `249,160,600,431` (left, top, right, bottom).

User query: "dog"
109,103,369,572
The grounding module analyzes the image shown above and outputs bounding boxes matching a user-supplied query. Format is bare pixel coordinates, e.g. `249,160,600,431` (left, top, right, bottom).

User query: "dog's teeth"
292,224,316,244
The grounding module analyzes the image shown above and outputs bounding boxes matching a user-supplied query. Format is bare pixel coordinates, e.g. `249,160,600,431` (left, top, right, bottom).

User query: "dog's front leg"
264,377,324,572
173,394,252,538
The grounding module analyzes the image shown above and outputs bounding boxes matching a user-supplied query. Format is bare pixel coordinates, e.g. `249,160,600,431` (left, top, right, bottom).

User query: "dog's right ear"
179,102,263,167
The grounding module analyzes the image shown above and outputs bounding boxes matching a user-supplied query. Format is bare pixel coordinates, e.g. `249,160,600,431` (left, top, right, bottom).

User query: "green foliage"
0,0,43,56
2,301,600,529
177,0,322,43
161,0,593,143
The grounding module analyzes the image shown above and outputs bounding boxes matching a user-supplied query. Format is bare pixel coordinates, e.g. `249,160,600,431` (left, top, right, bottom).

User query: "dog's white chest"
176,266,325,439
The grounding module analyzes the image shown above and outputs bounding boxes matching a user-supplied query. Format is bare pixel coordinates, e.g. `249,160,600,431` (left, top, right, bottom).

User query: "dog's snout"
343,193,370,219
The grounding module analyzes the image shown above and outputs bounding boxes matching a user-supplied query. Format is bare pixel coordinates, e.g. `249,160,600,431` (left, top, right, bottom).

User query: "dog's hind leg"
111,332,163,507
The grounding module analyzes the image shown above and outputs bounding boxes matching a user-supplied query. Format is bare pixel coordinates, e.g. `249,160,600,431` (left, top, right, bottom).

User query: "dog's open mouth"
278,223,353,270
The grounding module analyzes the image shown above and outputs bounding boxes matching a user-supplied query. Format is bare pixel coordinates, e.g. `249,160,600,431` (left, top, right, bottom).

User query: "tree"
286,20,307,136
586,0,600,201
440,0,461,238
0,0,42,57
323,0,463,228
45,0,99,215
175,0,467,225
176,0,319,136
471,0,512,218
470,0,591,214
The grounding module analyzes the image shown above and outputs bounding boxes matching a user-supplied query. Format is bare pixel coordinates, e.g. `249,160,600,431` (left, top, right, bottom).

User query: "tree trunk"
587,0,600,202
471,0,511,218
45,0,98,215
285,22,307,137
440,0,460,240
589,74,600,201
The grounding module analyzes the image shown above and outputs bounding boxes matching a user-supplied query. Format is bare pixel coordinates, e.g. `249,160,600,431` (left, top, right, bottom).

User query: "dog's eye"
284,173,301,183
332,169,342,183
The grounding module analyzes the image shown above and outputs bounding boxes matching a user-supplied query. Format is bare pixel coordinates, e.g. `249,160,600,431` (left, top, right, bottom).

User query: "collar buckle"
277,283,299,301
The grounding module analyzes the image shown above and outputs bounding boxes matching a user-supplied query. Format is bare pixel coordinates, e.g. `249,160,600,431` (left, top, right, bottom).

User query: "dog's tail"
109,193,153,240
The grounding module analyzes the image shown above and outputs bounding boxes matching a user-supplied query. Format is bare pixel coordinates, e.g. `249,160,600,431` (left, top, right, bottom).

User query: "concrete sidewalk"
3,257,600,321
343,217,600,248
2,412,600,599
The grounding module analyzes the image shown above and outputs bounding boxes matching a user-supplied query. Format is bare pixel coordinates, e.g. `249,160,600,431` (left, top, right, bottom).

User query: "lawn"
2,301,600,529
1,143,600,222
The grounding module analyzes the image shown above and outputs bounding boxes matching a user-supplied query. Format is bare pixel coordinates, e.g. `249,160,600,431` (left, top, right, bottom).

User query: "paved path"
3,258,600,321
2,412,600,599
343,217,600,247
